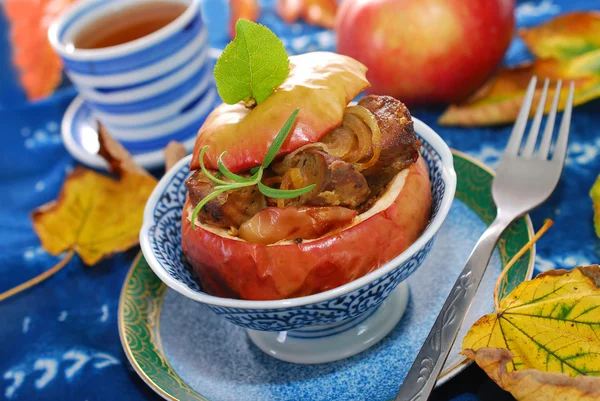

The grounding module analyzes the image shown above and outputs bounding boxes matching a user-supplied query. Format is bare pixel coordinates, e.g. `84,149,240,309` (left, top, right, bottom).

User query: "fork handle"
394,215,513,401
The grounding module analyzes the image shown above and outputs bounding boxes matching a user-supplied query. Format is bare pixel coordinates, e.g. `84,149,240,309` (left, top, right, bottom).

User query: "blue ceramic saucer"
61,91,221,171
119,152,534,401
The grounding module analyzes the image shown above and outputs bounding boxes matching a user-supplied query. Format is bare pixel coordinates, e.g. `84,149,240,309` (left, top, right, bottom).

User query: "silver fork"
395,77,575,401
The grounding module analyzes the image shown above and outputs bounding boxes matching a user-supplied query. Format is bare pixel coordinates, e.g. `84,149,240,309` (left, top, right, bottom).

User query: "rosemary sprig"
262,108,299,168
199,146,228,185
191,108,315,230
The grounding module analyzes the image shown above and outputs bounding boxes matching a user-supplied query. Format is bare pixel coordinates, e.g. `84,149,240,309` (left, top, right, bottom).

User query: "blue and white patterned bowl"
48,0,215,153
140,117,456,363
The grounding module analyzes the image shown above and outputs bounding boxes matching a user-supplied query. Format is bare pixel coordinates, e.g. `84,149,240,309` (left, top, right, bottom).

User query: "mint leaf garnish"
214,19,290,107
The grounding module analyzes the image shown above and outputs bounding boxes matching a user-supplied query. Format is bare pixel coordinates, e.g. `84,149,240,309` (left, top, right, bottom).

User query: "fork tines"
505,76,575,162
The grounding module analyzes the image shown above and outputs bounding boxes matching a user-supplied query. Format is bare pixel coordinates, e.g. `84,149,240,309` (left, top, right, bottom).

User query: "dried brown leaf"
97,124,150,177
164,141,187,172
31,128,157,265
464,348,600,401
463,266,600,399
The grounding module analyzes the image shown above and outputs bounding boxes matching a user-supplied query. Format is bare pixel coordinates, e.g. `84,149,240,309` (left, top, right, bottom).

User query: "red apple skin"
335,0,515,105
182,156,432,300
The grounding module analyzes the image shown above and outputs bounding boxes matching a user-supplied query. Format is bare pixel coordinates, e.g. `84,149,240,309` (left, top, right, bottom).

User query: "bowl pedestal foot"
247,281,409,364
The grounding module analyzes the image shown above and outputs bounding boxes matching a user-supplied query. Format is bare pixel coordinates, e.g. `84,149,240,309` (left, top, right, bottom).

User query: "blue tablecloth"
1,0,598,400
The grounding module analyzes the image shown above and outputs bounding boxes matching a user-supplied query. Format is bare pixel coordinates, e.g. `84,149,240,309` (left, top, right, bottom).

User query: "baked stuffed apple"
181,21,432,300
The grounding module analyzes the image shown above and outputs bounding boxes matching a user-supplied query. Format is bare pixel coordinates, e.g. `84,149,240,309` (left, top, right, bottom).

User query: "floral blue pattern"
209,237,435,331
146,132,447,331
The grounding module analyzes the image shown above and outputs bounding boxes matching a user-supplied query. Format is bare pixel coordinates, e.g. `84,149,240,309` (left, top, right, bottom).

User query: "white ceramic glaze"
61,96,202,170
247,282,410,364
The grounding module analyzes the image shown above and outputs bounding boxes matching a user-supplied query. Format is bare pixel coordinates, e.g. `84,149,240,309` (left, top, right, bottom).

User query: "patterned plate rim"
118,150,535,401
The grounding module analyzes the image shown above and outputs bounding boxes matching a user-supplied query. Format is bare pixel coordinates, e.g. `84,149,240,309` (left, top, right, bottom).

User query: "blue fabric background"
0,0,598,400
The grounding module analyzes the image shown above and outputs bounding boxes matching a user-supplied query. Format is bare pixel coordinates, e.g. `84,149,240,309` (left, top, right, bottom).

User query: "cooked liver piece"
276,148,371,209
358,95,420,194
185,170,266,228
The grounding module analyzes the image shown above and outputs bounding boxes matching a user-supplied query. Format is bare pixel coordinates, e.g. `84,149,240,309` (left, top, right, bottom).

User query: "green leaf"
258,182,315,199
262,108,299,169
214,19,290,106
217,152,255,183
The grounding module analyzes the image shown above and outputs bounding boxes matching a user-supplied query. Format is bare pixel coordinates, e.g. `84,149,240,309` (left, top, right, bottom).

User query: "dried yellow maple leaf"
2,131,186,303
520,12,600,60
0,133,156,303
30,126,157,265
439,12,600,127
463,266,600,399
590,175,600,238
31,167,157,265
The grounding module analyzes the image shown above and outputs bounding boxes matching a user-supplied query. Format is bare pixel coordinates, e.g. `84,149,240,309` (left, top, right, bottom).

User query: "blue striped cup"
48,0,216,153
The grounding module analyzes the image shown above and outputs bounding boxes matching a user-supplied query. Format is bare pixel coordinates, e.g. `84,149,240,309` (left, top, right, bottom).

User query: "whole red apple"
335,0,515,105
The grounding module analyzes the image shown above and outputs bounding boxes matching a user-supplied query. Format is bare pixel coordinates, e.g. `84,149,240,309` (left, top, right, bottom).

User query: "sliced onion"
347,105,381,171
289,168,304,188
272,143,327,175
321,105,381,171
321,123,355,158
343,112,372,164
